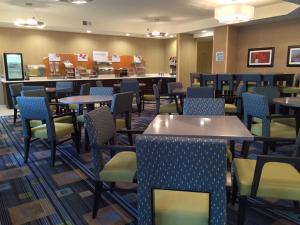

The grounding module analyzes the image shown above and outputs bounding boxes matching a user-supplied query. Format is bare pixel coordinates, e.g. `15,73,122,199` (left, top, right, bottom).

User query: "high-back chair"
143,79,163,109
242,93,296,155
16,96,79,166
153,84,180,114
9,83,24,123
56,81,73,97
217,74,234,97
239,74,262,91
167,82,183,95
186,87,214,98
22,85,45,92
190,72,201,87
96,80,103,87
120,80,141,112
90,87,113,96
224,83,246,115
84,106,138,218
201,74,218,91
232,135,300,225
183,98,225,116
69,83,91,111
136,135,227,225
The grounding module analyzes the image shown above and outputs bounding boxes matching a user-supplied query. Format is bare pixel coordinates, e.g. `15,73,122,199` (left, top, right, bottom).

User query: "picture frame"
3,53,24,81
247,47,275,67
287,45,300,67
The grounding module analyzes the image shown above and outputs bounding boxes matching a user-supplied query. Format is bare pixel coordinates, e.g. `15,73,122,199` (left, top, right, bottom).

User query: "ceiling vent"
82,21,92,26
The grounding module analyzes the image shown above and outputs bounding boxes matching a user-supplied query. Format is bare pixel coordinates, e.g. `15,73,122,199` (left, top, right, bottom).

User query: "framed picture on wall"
247,47,275,67
287,45,300,67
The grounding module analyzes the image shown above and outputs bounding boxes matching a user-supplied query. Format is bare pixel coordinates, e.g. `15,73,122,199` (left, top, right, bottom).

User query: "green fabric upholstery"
160,103,180,114
143,94,156,101
30,120,43,127
68,104,79,110
153,189,209,225
251,122,296,139
116,119,126,130
280,86,300,94
76,115,85,123
271,117,296,127
225,104,237,113
233,158,300,201
100,151,136,183
191,83,200,88
31,123,74,139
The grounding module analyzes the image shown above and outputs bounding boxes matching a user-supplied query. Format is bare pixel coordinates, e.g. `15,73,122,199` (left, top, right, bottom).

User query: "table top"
59,95,112,104
273,97,300,108
113,83,146,87
143,115,254,141
171,88,187,95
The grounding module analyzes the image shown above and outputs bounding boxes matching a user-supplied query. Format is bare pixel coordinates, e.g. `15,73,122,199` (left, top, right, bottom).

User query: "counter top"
0,74,176,83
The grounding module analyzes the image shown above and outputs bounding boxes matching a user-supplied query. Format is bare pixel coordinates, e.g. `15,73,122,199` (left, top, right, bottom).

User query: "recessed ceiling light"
169,35,175,38
126,33,131,36
14,17,45,29
202,30,208,33
71,0,93,4
86,30,92,33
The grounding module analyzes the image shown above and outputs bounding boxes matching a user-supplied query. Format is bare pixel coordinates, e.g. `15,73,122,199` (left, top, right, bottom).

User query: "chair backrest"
16,96,54,139
183,98,225,115
242,93,270,136
136,135,227,225
153,84,160,114
111,92,133,114
84,106,116,180
96,80,103,87
157,79,163,93
9,83,24,107
167,82,183,94
56,81,73,91
190,73,201,86
122,78,138,83
201,74,217,88
22,86,45,92
251,86,279,105
21,89,48,98
186,87,214,98
120,81,140,102
90,87,113,96
240,74,262,90
79,83,91,95
294,73,300,87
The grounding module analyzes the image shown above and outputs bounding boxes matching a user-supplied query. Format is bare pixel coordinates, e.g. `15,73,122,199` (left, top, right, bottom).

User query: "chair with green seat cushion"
9,83,23,124
143,79,162,109
21,89,73,124
120,81,141,113
69,83,91,111
232,155,300,225
190,72,201,87
242,92,296,155
136,135,227,225
84,106,139,219
154,84,180,114
16,96,80,166
224,83,246,115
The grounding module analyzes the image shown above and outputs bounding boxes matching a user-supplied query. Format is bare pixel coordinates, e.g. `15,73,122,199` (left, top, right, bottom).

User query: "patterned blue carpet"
0,103,299,225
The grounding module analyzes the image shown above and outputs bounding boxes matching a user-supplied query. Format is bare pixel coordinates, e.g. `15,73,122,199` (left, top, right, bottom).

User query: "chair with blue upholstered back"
154,84,180,114
120,80,141,112
167,82,183,95
9,83,24,123
190,72,201,87
22,85,45,92
183,98,225,116
239,74,262,91
201,74,217,90
186,87,214,98
16,96,79,166
84,106,138,218
90,87,113,96
136,135,227,225
56,81,73,97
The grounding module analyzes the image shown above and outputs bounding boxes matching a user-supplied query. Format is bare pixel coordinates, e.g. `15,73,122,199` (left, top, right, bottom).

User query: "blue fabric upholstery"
251,86,279,105
111,92,133,129
90,87,113,96
22,86,45,92
239,74,262,91
183,98,225,116
79,83,90,95
21,88,48,98
136,135,227,225
9,83,24,108
186,87,214,98
201,74,217,89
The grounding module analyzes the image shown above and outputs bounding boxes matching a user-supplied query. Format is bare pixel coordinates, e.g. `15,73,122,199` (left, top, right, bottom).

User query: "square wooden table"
144,115,254,141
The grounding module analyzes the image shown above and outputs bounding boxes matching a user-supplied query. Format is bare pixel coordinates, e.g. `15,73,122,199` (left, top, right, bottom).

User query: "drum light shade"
214,4,254,24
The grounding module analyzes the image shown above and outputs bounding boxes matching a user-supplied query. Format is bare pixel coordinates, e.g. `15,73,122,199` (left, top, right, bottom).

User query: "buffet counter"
0,74,176,108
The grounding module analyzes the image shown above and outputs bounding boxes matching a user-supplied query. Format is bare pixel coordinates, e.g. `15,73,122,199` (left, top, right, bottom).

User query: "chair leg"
128,133,133,145
230,140,235,158
294,201,300,209
72,133,80,154
92,181,102,219
231,174,238,206
237,196,247,225
24,137,30,163
241,141,250,158
13,108,17,124
262,141,269,155
85,129,90,152
50,140,57,167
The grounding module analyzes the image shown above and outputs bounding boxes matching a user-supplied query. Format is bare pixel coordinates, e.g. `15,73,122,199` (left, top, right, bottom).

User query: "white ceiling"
0,0,298,37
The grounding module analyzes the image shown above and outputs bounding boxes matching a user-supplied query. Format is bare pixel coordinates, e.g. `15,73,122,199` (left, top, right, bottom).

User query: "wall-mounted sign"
93,51,109,62
112,55,120,63
77,53,88,62
3,53,24,81
216,52,224,62
134,55,142,64
48,53,61,62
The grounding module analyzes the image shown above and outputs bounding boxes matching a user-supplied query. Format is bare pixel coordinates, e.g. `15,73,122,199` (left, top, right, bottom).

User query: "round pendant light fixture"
214,4,254,24
14,17,45,29
148,31,169,38
71,0,93,4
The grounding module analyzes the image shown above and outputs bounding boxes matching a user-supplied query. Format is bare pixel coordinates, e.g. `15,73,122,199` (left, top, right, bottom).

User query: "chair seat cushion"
54,115,74,123
251,122,296,139
280,87,300,94
31,123,74,139
100,151,136,183
116,119,126,130
191,83,200,88
30,120,43,128
143,94,156,101
77,115,85,123
160,103,181,114
68,104,79,110
225,104,237,113
233,158,300,201
154,189,209,225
